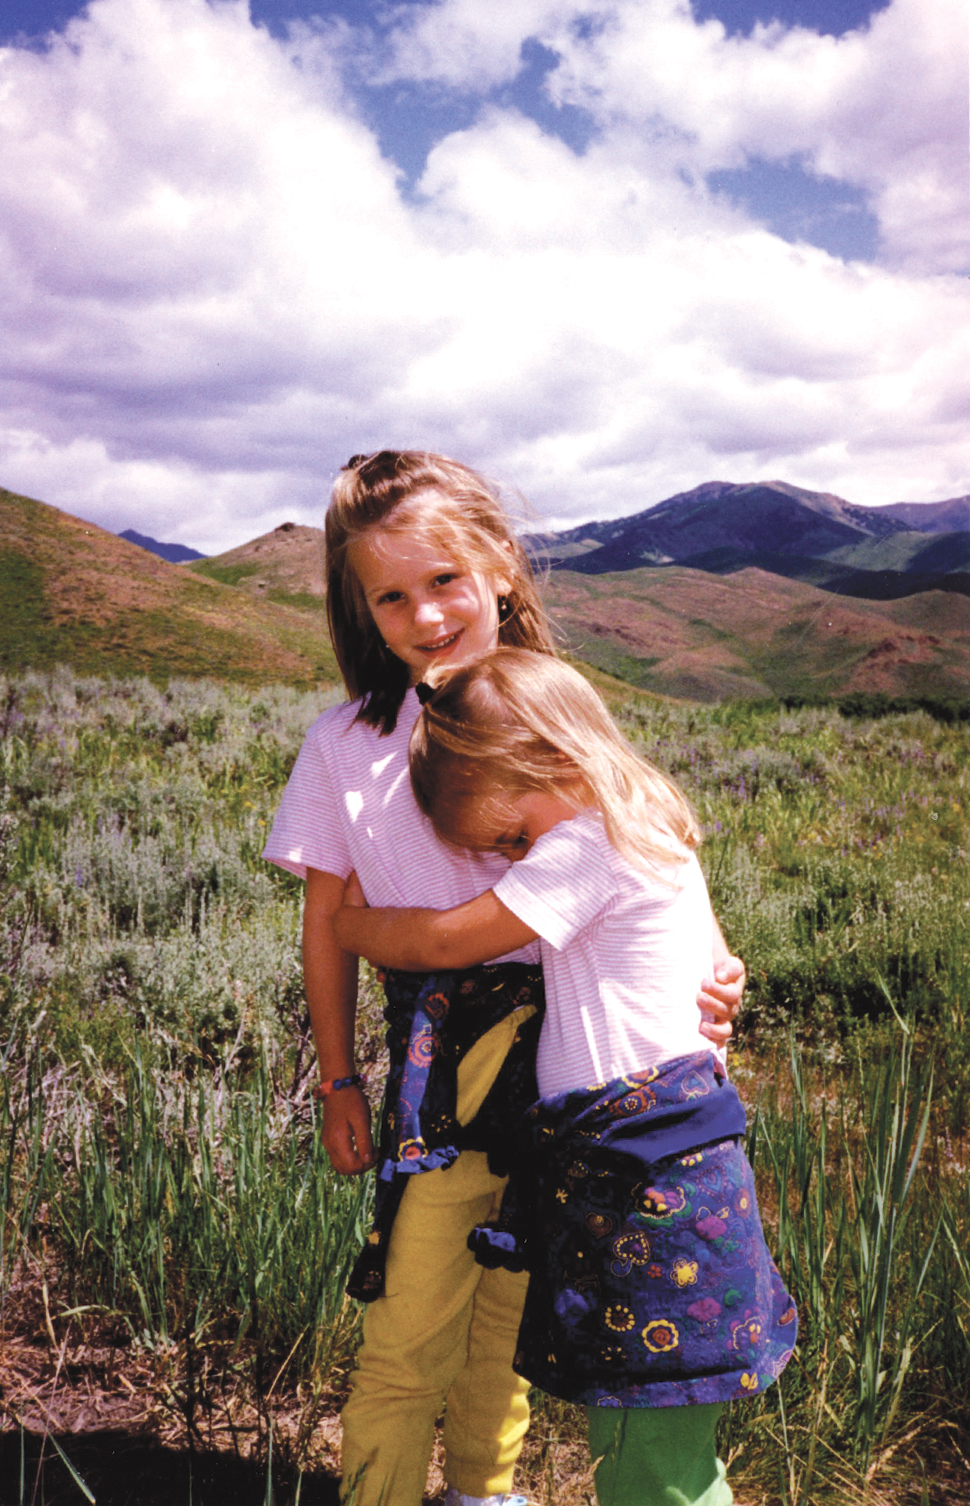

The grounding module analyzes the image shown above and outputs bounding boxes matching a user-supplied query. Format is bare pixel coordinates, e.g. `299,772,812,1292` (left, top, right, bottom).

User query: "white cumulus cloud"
0,0,965,551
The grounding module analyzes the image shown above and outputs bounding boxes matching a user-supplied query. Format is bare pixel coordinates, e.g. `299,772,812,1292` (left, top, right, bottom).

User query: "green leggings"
586,1403,733,1506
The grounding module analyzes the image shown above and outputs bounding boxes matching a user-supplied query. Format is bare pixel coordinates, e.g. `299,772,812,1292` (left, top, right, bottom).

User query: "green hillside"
0,487,339,687
826,529,970,574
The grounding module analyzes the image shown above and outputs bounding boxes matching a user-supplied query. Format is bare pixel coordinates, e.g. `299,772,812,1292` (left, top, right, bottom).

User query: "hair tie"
342,453,368,470
415,682,436,705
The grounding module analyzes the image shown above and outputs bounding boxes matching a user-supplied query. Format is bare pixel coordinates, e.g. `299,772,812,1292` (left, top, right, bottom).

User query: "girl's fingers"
699,1015,732,1046
321,1088,374,1175
698,987,739,1021
699,954,746,1020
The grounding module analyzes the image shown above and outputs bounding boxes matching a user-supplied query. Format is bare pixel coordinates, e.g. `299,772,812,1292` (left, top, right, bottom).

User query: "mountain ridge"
870,496,970,534
534,480,970,600
4,479,969,703
118,527,205,564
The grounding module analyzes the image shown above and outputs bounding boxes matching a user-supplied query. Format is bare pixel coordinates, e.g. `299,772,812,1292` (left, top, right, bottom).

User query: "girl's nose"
413,596,444,625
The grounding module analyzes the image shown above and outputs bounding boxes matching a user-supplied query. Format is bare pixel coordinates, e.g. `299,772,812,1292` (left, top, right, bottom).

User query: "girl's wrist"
313,1072,364,1100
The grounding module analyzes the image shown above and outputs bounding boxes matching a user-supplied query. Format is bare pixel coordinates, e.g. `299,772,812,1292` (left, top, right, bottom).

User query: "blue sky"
0,0,894,258
0,1,892,40
0,0,965,548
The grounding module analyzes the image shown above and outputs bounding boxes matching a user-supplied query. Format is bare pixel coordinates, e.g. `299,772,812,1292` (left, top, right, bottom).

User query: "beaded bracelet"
313,1073,364,1100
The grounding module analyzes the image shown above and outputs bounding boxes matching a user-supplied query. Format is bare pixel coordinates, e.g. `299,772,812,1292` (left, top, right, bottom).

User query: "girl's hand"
344,871,368,909
321,1084,375,1175
697,954,746,1047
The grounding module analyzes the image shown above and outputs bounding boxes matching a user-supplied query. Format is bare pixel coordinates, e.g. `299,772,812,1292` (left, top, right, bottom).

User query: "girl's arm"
334,883,537,972
303,867,375,1175
698,916,745,1045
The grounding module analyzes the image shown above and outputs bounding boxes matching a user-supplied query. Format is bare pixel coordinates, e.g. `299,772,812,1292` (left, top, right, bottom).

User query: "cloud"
377,0,967,274
0,0,966,551
557,0,969,274
369,0,565,91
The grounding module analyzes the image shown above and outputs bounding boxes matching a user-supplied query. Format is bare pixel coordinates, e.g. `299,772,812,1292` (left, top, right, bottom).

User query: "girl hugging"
334,648,796,1506
264,450,749,1506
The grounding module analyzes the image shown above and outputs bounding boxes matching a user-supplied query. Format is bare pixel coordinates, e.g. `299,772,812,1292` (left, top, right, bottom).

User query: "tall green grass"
725,1026,957,1500
1,1018,371,1467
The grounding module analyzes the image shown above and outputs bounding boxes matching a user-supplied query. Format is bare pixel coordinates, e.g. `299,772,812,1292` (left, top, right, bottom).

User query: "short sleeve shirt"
493,812,716,1096
263,689,539,964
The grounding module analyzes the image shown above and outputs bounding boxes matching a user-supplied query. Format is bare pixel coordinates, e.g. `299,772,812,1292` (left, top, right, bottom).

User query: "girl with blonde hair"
335,648,795,1506
264,452,746,1506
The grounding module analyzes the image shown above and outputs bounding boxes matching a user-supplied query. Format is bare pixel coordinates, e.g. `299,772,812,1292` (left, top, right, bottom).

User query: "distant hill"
871,496,970,534
188,521,325,603
0,487,338,687
118,528,205,563
537,481,970,602
544,565,970,704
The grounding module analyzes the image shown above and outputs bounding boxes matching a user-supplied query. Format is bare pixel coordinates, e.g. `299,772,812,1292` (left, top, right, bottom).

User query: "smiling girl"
262,451,745,1506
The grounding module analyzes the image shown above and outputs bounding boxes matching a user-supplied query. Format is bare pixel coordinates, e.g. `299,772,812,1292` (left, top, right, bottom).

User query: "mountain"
170,491,970,702
870,496,970,534
537,481,970,601
0,486,338,686
118,528,205,563
5,480,970,705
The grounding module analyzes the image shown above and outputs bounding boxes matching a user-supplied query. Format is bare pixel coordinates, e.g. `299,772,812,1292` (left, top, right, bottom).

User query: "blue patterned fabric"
487,1053,797,1407
346,962,544,1302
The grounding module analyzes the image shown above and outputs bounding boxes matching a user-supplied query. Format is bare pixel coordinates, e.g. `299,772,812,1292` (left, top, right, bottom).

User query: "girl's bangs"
378,497,513,579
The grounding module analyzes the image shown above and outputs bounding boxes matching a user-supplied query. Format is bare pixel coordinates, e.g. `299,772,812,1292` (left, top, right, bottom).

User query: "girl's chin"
410,654,459,683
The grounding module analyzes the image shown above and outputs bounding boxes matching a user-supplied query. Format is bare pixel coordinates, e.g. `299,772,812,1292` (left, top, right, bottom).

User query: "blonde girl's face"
456,789,584,861
352,516,511,685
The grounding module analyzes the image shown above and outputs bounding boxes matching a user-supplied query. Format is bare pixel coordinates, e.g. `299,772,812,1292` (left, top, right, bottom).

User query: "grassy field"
1,668,968,1504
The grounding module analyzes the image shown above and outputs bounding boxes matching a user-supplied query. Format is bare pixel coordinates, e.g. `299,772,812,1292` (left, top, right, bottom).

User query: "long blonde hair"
325,451,555,733
410,649,700,879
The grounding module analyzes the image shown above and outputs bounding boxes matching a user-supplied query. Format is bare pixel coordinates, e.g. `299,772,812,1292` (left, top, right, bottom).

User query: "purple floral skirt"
510,1057,797,1407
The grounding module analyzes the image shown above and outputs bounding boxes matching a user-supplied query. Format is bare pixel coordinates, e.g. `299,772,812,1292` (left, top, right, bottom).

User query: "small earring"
498,595,512,623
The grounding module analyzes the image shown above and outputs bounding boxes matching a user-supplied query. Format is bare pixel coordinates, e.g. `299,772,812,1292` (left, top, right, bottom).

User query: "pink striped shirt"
494,812,719,1097
263,689,539,966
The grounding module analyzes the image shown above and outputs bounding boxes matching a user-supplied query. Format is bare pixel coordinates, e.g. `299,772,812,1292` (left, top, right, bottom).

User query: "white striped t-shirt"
262,689,539,966
493,812,719,1097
